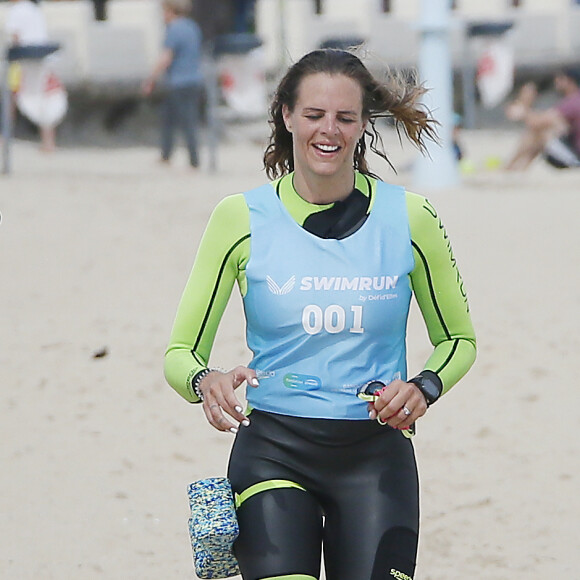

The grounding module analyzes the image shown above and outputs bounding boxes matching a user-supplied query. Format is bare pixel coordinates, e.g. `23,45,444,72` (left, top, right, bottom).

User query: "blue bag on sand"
187,477,241,579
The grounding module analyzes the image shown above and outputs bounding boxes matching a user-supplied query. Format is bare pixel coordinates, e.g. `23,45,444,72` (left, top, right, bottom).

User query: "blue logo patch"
283,373,322,390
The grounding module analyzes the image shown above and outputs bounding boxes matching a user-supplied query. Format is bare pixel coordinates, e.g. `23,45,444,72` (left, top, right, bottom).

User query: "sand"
1,126,578,579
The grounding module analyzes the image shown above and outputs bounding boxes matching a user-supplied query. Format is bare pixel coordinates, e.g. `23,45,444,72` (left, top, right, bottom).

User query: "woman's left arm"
407,192,477,397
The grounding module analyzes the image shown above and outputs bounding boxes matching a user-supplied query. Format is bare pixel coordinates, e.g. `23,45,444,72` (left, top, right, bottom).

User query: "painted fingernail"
368,410,376,420
242,419,250,427
251,378,259,386
235,406,243,413
229,427,238,434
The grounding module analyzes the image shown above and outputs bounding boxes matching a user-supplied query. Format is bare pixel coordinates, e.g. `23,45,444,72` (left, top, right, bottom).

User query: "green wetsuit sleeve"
164,194,251,402
407,192,476,394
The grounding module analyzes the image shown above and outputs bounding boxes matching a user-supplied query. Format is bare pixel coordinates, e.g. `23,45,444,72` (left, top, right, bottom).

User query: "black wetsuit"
229,410,418,580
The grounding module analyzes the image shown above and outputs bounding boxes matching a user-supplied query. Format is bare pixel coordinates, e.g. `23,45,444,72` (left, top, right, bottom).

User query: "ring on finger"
403,406,412,416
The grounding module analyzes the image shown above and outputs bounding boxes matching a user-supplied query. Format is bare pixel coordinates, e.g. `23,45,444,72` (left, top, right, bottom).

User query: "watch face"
419,378,440,402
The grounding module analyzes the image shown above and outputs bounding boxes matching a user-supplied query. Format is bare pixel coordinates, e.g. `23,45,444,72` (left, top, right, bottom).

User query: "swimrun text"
300,276,399,291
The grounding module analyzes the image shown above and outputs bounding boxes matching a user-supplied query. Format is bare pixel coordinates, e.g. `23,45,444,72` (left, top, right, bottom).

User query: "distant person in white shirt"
5,0,60,152
5,0,48,45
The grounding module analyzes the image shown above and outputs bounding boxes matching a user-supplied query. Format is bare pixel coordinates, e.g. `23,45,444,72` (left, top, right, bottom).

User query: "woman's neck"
292,168,356,205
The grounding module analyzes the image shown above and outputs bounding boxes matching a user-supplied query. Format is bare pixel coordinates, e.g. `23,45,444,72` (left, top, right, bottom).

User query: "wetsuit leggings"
228,410,419,580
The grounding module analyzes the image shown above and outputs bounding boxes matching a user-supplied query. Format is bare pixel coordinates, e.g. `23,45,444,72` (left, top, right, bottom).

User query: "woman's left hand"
368,379,428,429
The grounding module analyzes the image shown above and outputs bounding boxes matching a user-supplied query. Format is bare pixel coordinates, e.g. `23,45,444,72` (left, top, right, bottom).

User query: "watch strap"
408,370,443,406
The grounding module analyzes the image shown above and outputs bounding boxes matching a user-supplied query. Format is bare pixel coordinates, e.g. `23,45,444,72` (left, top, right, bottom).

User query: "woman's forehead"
295,73,363,109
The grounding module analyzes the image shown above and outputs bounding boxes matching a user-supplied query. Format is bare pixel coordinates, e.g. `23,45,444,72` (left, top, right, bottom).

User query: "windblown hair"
263,49,439,179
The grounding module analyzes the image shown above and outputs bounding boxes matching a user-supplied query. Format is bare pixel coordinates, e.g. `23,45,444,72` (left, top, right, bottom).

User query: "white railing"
256,0,580,73
1,0,579,87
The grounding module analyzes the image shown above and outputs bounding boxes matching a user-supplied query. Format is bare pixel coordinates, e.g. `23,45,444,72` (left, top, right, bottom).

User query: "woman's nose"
321,115,338,135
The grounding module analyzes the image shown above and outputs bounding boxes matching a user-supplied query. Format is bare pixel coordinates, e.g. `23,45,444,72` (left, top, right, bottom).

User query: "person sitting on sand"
504,66,580,170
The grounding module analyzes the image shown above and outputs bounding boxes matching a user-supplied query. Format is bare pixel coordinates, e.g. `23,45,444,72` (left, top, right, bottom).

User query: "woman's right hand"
198,366,259,434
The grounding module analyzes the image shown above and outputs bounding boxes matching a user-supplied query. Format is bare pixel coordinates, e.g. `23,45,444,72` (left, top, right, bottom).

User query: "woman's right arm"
164,194,251,402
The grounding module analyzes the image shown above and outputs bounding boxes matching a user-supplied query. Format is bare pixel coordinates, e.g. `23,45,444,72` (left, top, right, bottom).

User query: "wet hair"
263,49,438,179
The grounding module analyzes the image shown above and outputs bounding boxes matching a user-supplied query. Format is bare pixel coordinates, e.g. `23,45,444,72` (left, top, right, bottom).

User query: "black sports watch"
408,371,442,406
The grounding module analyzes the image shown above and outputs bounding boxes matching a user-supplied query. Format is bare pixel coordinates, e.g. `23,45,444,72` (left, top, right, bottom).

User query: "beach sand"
1,127,578,579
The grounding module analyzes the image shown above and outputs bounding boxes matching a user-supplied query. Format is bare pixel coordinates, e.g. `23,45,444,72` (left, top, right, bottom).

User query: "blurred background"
1,0,579,147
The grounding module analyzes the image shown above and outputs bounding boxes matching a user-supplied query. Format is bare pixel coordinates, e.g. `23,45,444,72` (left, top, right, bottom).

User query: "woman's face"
282,73,367,183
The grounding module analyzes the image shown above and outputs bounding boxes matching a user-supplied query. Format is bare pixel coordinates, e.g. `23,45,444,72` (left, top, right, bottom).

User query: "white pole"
413,0,458,190
278,0,288,72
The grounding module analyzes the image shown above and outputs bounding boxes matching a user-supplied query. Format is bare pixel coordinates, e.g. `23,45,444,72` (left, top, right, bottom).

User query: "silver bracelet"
192,368,212,401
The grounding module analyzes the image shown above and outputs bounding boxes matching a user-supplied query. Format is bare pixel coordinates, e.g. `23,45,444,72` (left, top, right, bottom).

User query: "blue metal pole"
413,0,458,190
204,51,219,174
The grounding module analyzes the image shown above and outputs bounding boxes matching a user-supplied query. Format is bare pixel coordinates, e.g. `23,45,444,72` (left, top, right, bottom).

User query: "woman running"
164,48,476,580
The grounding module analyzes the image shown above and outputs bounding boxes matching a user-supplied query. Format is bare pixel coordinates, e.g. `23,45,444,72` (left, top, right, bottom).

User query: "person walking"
143,0,203,168
164,49,476,580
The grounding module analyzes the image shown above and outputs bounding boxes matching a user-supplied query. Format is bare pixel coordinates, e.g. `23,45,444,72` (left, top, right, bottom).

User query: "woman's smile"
313,143,341,154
